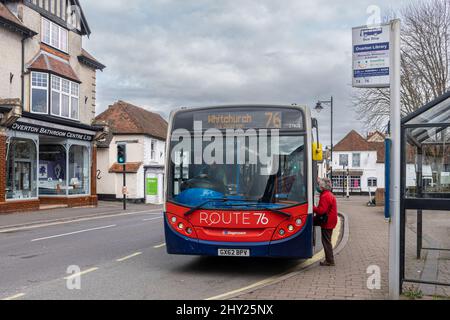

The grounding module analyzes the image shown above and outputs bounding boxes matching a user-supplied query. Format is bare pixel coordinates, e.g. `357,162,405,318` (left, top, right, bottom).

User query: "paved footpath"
235,197,390,300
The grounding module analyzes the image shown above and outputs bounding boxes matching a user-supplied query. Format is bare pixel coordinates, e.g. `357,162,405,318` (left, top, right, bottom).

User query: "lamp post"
314,96,334,189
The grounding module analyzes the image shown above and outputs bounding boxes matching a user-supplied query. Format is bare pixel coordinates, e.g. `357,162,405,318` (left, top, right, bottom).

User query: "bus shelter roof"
402,91,450,146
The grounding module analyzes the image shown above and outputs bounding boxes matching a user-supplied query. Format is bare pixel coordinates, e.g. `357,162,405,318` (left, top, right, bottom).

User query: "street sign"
352,24,390,88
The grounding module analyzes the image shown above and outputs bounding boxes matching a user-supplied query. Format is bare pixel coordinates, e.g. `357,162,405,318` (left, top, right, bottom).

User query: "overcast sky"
81,0,408,146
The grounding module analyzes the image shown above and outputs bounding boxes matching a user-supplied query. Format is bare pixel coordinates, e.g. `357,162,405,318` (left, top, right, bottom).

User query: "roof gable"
334,130,370,152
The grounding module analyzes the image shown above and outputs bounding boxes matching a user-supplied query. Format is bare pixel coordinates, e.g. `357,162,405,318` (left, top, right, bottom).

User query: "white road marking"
64,267,98,280
116,252,142,262
2,293,25,300
142,217,162,221
31,225,116,242
153,243,166,249
0,209,162,233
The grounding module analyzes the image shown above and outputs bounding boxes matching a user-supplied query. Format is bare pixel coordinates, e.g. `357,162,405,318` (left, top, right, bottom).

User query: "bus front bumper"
163,215,314,259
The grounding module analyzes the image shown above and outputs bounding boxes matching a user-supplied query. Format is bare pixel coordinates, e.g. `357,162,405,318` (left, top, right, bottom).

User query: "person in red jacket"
314,177,338,266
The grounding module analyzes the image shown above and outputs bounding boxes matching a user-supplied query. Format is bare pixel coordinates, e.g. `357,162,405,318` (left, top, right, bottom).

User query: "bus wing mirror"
312,142,323,161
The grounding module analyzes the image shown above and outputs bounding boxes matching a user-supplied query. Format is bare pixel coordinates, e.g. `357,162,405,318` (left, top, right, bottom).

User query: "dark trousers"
321,228,334,264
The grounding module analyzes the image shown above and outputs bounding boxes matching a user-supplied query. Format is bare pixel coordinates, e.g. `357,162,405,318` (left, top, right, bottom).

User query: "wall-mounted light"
10,73,14,83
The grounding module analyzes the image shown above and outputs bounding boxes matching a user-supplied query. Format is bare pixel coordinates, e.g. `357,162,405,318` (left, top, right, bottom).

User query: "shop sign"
146,178,158,196
10,122,94,141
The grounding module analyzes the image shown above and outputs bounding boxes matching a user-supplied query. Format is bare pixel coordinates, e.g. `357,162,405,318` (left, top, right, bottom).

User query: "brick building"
0,0,106,213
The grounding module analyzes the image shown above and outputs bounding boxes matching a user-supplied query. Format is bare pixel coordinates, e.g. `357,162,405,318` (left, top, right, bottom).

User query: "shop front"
0,114,101,213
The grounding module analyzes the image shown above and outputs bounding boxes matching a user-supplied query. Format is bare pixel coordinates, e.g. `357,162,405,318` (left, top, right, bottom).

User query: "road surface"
0,204,322,300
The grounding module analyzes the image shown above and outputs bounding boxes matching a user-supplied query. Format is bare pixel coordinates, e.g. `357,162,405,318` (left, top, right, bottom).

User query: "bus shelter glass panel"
68,145,90,195
405,126,450,199
6,138,37,200
39,144,67,195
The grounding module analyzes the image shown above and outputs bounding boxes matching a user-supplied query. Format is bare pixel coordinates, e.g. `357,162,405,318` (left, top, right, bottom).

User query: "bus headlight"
171,216,177,223
279,229,285,236
295,218,302,226
287,225,294,232
186,228,192,235
178,223,184,230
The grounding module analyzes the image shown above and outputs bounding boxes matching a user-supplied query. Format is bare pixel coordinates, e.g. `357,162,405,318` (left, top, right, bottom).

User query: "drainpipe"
21,36,25,111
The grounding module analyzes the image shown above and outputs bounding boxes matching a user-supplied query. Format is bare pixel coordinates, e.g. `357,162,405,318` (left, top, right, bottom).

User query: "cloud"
81,0,405,145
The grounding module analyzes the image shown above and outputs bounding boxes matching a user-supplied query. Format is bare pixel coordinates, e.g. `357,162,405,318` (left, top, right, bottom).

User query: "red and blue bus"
164,105,322,258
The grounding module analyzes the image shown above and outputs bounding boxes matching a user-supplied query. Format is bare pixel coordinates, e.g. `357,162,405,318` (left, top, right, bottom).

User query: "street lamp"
314,96,334,189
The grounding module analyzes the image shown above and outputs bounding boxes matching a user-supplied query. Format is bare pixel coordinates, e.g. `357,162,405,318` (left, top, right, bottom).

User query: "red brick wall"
39,196,98,207
0,200,40,214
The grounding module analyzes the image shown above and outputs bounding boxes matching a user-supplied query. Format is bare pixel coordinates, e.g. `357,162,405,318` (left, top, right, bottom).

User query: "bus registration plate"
218,249,250,257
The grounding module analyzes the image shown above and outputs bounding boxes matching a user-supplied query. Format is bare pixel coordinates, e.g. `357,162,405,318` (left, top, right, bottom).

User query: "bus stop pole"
388,19,401,300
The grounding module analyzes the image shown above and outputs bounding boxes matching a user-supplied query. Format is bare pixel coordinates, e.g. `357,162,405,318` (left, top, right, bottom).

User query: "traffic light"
117,144,126,164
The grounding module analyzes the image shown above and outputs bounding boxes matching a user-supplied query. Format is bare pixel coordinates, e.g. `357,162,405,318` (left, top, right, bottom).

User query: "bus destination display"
193,109,303,130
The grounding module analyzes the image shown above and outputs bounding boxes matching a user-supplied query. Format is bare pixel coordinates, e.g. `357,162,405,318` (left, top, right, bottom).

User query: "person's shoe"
320,261,335,267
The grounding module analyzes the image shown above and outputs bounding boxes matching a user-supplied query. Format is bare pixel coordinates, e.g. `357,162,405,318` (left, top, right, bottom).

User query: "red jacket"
313,190,338,230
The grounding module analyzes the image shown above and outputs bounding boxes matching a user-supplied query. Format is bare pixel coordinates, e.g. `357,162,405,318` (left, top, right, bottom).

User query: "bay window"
41,17,68,53
31,72,48,114
49,75,80,120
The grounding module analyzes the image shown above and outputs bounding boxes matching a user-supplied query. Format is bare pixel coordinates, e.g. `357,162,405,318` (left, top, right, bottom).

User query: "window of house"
368,177,378,188
31,72,48,114
50,75,79,120
352,153,361,167
339,154,348,166
69,145,89,195
6,138,38,200
151,140,156,160
41,17,68,52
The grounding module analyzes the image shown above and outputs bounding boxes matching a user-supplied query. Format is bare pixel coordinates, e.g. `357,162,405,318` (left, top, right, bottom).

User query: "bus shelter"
400,91,450,296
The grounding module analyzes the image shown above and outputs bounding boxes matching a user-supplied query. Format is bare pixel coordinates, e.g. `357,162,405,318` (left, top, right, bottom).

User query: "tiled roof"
0,3,35,37
334,130,386,163
109,162,143,173
334,130,371,152
95,101,168,141
78,49,106,71
28,53,80,82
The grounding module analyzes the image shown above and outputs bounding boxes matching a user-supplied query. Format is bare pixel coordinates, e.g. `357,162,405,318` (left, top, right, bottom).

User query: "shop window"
39,145,67,195
69,145,90,195
31,72,48,114
6,138,37,200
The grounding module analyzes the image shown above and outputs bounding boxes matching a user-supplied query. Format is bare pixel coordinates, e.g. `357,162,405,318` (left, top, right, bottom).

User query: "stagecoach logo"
223,230,247,235
171,121,280,174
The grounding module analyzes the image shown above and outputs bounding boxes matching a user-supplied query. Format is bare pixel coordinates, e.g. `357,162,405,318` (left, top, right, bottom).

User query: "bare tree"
353,0,450,131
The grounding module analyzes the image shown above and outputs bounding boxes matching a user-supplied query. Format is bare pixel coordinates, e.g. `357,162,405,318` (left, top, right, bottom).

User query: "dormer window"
41,17,68,53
